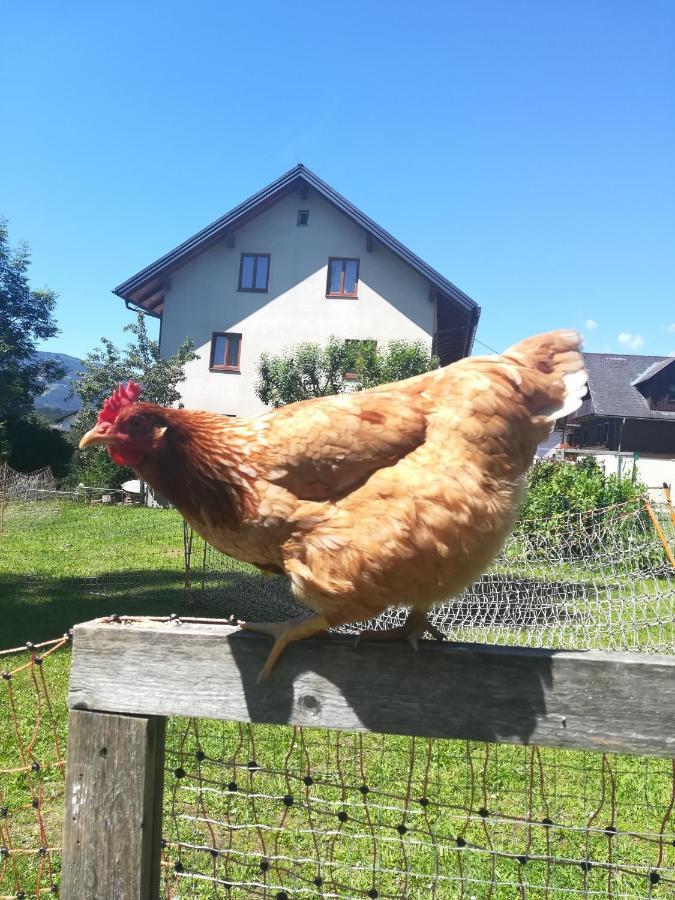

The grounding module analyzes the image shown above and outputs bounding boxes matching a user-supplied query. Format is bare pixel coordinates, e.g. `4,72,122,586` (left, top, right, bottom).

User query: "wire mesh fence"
190,497,675,655
0,464,56,506
161,720,674,899
1,485,673,654
4,632,672,899
0,484,673,897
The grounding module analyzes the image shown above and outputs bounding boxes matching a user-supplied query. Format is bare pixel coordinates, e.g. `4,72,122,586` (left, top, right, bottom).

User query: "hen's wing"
253,388,430,501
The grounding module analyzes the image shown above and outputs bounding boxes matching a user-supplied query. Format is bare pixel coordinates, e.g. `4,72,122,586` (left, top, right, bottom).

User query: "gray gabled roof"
113,165,479,345
631,357,675,386
578,352,675,421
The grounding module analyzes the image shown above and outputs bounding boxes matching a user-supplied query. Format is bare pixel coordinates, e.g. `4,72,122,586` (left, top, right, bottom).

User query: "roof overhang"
631,357,675,388
113,165,480,347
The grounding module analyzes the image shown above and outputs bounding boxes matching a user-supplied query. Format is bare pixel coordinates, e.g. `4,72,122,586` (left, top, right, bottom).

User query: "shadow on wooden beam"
68,618,675,758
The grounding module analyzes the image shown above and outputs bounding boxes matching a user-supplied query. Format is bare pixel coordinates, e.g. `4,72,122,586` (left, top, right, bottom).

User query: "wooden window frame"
238,253,270,293
209,332,242,373
326,257,360,298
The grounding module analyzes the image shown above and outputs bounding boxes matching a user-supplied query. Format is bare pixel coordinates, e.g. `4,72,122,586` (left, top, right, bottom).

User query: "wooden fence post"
61,709,165,900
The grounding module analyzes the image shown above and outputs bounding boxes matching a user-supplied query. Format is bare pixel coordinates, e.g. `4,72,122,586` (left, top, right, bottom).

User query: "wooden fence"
61,618,675,899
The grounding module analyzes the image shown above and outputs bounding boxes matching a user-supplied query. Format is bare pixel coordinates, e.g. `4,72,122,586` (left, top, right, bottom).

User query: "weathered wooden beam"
143,289,167,311
61,709,165,900
129,276,170,305
68,619,675,757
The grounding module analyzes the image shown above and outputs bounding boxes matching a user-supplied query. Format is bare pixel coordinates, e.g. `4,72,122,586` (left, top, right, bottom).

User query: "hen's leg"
356,608,445,651
238,615,331,682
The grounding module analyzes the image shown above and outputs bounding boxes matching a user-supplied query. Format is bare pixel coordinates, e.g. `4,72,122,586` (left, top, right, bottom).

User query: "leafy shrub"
256,338,439,407
516,457,653,564
520,457,645,521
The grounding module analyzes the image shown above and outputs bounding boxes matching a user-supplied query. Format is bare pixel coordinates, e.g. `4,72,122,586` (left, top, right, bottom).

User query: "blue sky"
2,1,674,360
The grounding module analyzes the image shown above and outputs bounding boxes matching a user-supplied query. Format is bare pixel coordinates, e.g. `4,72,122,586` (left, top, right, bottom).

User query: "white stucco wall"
52,411,78,432
159,189,437,417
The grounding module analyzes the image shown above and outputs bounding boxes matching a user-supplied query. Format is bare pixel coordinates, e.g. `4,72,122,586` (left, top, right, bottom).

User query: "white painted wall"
52,411,78,432
160,189,436,417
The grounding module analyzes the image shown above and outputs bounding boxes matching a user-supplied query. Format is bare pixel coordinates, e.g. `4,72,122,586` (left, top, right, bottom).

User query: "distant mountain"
33,352,82,422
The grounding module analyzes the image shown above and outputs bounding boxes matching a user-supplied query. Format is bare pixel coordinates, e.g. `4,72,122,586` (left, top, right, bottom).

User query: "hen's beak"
79,426,115,449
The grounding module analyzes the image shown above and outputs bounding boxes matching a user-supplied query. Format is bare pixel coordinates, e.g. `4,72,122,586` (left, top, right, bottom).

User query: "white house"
51,410,78,432
113,165,480,417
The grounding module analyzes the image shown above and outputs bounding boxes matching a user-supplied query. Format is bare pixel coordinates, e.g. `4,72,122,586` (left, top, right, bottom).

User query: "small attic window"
297,209,310,226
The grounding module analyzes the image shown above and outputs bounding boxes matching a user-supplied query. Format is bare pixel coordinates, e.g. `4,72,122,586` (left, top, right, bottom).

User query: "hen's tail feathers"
556,368,589,421
503,329,588,423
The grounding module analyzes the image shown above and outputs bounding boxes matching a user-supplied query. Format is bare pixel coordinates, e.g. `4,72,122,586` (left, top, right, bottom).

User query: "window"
595,422,609,445
326,257,359,298
238,254,270,292
297,209,310,226
668,384,675,403
344,338,376,380
210,333,241,371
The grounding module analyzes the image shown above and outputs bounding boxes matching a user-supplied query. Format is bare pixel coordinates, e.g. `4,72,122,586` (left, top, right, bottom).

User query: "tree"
4,415,73,479
0,218,64,422
68,312,198,487
352,339,441,390
256,337,439,407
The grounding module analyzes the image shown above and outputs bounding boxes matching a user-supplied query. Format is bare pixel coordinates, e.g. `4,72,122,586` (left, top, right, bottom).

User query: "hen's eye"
126,415,146,433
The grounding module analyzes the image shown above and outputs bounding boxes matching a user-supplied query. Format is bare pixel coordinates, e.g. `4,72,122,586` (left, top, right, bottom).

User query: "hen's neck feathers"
134,408,258,527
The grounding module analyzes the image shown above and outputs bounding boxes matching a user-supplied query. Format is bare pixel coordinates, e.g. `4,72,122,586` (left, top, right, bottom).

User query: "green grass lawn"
159,719,675,899
0,501,205,897
0,501,196,648
1,500,673,898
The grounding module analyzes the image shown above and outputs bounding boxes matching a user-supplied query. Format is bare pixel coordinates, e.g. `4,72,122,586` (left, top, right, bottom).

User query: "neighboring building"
568,353,675,454
560,352,675,491
534,429,564,459
52,411,78,432
113,165,480,417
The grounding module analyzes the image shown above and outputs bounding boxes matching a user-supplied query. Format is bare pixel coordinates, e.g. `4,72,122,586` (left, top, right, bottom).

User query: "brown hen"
81,330,587,679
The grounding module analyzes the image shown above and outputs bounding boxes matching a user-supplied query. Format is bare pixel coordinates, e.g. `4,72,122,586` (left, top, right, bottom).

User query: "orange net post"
645,499,675,569
663,482,675,529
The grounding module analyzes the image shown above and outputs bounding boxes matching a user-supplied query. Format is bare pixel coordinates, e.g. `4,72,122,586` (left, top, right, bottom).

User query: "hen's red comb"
97,381,142,425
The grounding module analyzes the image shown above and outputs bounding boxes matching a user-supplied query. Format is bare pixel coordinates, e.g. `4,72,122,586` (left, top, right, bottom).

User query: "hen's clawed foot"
237,614,330,682
356,609,446,651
